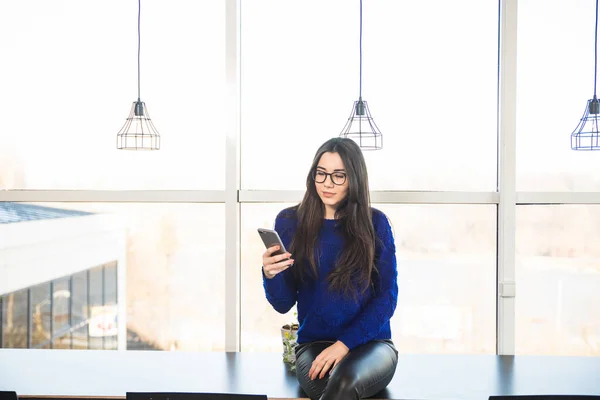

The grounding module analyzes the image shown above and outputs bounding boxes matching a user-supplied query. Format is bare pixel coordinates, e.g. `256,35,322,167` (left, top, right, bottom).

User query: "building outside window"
0,202,125,350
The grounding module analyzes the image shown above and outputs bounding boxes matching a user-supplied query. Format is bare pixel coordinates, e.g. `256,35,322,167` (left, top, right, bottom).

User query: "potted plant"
281,312,299,372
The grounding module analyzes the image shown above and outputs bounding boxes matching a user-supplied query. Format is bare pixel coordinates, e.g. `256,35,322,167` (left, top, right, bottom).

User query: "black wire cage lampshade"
340,99,383,150
117,100,160,150
339,0,383,151
571,0,600,150
117,0,160,150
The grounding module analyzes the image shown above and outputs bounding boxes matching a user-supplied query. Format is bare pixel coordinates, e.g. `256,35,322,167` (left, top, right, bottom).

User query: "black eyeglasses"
312,170,347,185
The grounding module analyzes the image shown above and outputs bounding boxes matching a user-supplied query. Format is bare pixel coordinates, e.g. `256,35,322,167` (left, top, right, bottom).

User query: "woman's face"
314,152,349,214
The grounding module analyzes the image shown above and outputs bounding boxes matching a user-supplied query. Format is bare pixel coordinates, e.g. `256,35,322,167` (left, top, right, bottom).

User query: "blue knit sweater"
262,207,398,350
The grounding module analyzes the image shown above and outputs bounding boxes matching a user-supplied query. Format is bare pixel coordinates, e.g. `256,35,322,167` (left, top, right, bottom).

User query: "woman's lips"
322,192,335,198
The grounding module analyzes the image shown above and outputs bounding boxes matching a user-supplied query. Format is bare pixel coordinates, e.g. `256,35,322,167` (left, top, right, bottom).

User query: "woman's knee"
321,368,362,400
320,341,398,399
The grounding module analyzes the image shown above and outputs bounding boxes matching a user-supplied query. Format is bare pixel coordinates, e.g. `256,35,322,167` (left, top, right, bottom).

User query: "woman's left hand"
308,340,349,380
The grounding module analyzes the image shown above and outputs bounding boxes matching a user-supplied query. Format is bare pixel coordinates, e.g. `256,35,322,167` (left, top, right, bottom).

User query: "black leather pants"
295,340,398,400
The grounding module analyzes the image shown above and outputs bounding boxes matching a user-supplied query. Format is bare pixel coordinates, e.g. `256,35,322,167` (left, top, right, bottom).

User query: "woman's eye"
316,171,326,177
334,174,346,179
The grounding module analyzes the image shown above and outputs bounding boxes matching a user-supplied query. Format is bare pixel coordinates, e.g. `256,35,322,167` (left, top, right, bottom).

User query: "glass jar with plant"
280,312,298,372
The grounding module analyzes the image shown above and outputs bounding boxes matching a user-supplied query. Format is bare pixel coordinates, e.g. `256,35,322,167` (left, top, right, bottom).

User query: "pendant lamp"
117,0,161,150
339,0,383,151
571,0,600,150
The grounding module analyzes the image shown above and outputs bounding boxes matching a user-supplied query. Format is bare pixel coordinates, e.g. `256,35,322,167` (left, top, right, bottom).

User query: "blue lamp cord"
359,0,362,101
595,0,598,100
138,0,139,101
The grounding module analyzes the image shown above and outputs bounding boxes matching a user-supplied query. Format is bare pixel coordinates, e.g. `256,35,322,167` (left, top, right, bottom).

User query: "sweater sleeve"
337,211,398,350
262,211,298,314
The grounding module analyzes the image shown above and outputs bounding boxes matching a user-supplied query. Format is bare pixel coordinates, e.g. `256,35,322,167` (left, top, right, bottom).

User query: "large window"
516,205,600,355
241,203,297,352
517,0,600,191
0,0,225,190
241,0,498,191
241,203,496,354
2,0,599,359
380,204,496,354
0,202,225,351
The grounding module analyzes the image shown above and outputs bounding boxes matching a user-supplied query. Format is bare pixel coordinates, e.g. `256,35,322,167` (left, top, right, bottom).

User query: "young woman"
261,137,399,400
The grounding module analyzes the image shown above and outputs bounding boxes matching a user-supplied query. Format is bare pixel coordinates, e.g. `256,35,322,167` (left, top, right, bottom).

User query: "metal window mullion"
225,0,241,352
239,190,499,204
497,0,518,356
517,191,600,204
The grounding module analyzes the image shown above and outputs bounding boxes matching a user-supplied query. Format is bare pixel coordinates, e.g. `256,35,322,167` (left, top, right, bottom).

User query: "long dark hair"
290,137,376,300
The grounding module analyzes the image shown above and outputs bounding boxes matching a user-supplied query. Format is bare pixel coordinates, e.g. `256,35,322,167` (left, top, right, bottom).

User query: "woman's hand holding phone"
262,246,294,279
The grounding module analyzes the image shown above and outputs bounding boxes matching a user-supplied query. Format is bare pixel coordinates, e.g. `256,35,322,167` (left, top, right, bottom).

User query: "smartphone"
257,228,288,256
